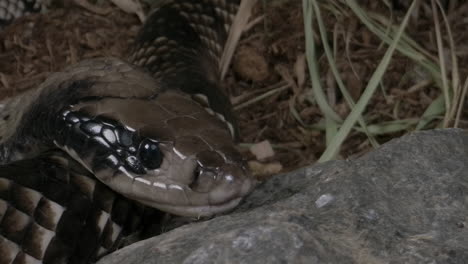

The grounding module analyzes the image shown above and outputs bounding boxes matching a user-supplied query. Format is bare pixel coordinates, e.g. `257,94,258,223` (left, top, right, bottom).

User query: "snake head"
55,90,257,217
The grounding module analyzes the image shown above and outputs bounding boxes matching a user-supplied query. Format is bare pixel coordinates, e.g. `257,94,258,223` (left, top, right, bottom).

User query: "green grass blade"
415,94,445,130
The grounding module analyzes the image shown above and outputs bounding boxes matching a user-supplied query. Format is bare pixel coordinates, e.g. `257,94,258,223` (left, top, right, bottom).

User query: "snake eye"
138,138,163,169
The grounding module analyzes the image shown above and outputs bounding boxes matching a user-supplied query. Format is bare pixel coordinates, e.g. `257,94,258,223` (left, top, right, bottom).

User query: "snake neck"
129,0,241,139
0,0,243,163
0,58,160,164
0,0,42,26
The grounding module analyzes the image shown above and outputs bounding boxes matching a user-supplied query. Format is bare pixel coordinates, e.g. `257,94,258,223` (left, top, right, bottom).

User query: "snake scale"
0,0,257,263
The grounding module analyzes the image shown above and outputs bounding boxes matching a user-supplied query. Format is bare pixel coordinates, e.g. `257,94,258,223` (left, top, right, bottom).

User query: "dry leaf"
294,53,306,90
73,0,111,15
110,0,145,23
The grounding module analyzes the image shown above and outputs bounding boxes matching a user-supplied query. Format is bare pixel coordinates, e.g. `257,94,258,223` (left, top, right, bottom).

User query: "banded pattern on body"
0,0,40,25
129,0,241,139
0,154,162,264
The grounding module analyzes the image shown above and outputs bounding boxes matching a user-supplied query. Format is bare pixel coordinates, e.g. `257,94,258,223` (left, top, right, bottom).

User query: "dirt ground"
1,0,467,177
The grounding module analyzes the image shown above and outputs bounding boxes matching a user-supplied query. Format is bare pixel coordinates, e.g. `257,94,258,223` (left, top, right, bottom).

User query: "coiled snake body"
0,0,256,263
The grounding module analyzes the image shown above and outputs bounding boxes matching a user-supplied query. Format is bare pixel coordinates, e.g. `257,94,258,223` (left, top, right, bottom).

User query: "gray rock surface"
98,129,468,264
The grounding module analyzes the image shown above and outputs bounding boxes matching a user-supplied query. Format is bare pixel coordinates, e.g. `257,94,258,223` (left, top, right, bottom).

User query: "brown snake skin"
0,0,257,263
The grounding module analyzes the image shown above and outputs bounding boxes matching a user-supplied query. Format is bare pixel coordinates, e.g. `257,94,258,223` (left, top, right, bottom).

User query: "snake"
0,0,257,263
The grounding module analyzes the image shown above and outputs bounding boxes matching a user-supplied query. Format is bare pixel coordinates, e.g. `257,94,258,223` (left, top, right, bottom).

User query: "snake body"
0,0,41,26
0,0,256,263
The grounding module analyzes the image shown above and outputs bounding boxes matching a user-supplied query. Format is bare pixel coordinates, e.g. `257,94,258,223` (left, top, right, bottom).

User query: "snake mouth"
90,149,257,217
136,177,255,217
147,197,245,218
132,162,257,217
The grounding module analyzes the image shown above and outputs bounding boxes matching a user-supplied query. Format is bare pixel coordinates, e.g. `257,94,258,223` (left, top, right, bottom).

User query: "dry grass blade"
344,1,446,132
318,0,417,162
454,77,468,128
234,83,290,110
358,11,441,85
302,0,343,123
220,0,258,80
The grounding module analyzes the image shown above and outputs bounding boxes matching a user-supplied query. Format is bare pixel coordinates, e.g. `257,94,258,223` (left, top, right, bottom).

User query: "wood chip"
248,161,283,179
249,140,275,160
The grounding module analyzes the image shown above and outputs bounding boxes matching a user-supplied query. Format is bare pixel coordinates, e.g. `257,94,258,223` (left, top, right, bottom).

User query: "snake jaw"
123,147,256,217
78,137,255,217
136,167,255,218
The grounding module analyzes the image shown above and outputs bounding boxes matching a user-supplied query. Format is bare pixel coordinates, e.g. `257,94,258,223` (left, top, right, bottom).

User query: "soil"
1,0,467,178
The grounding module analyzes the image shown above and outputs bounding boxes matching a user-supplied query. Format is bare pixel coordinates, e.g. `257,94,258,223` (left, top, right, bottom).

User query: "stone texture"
98,128,468,264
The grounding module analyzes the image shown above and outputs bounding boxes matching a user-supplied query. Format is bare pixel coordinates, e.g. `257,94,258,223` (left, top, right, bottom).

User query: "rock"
98,129,468,264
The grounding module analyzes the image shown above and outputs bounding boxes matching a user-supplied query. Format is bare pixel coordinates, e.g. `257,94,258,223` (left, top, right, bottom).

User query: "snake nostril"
189,165,216,193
